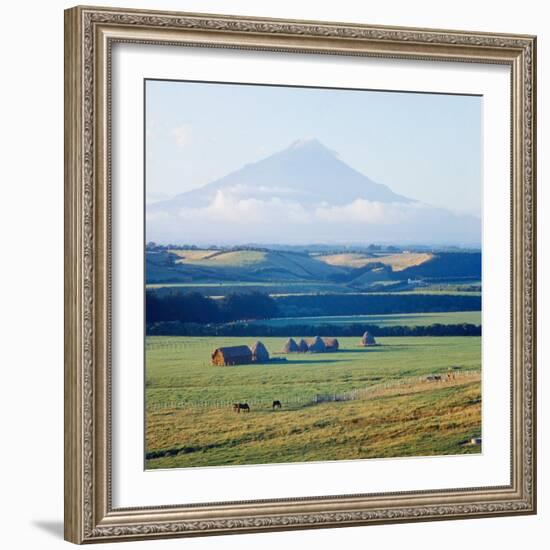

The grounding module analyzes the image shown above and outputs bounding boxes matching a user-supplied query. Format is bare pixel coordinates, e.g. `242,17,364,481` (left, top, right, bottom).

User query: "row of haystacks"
283,331,377,353
283,336,339,353
212,341,270,366
212,332,379,365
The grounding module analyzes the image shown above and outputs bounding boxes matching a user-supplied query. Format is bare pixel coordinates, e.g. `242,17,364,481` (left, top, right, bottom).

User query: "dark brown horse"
272,400,282,410
232,403,250,413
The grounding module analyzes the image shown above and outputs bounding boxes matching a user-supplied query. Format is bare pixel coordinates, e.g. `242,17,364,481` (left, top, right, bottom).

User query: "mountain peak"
149,138,413,214
287,138,335,155
146,138,480,245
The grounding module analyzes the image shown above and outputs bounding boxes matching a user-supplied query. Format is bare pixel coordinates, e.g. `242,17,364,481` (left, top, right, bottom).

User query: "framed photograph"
64,5,537,544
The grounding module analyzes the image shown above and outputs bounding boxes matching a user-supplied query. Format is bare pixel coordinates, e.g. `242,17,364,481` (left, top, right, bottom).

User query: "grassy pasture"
167,248,339,278
242,311,481,328
168,249,217,262
171,249,267,266
169,248,433,272
396,288,481,296
318,251,433,271
146,336,481,468
146,282,481,298
146,281,349,296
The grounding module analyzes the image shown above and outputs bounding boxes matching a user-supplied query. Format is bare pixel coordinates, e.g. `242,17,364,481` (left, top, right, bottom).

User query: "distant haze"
146,81,482,246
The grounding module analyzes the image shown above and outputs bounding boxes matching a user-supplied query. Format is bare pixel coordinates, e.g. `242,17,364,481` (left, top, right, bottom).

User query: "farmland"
145,244,483,468
145,335,481,468
316,251,433,271
147,281,350,297
146,246,481,292
147,282,481,298
242,311,481,328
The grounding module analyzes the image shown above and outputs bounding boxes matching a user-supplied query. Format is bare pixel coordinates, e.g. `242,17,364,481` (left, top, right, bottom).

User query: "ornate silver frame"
64,5,537,544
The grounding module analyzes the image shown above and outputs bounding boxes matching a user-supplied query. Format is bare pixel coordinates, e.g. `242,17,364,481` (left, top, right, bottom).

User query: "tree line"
146,290,481,324
146,321,481,337
275,293,481,318
146,291,279,324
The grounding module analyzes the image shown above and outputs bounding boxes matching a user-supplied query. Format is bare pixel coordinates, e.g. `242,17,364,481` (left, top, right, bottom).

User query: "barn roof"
212,345,252,358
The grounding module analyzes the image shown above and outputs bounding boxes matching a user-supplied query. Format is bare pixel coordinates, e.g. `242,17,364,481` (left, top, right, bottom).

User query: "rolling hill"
317,252,433,271
146,248,347,284
146,247,480,288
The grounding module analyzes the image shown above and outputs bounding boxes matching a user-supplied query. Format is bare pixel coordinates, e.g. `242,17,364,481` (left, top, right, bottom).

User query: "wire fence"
146,371,480,412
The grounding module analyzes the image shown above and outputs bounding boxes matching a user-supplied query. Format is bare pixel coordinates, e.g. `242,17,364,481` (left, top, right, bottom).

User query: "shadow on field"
279,348,393,360
278,358,345,366
335,347,393,354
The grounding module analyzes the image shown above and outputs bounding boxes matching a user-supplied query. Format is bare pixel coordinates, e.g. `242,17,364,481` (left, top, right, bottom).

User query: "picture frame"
64,5,537,544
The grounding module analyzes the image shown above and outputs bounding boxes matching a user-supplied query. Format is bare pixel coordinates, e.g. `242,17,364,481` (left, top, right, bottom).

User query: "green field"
317,251,433,270
146,248,482,294
242,311,481,328
146,282,480,298
397,289,481,296
146,336,481,468
146,281,349,297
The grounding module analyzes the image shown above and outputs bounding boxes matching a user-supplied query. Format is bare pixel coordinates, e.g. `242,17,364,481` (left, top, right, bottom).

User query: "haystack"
297,338,309,352
323,338,339,351
307,336,326,353
282,338,299,353
361,331,377,346
250,341,270,363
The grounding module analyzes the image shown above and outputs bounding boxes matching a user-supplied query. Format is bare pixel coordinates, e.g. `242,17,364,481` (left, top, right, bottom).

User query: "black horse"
272,400,282,410
233,403,250,413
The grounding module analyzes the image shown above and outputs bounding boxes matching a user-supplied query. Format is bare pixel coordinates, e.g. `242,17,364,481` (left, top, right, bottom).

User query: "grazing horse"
233,403,250,413
446,372,456,381
272,400,282,410
426,375,442,382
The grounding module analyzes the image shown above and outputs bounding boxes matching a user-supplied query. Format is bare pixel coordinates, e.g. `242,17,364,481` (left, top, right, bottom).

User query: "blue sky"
145,79,482,217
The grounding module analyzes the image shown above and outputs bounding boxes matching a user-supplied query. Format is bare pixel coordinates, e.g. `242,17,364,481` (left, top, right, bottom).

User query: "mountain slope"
146,138,480,246
149,138,410,213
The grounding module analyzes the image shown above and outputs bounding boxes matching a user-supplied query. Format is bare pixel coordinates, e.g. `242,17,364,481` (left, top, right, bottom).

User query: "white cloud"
177,190,311,224
147,190,479,245
171,124,192,148
315,198,430,225
175,191,427,227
